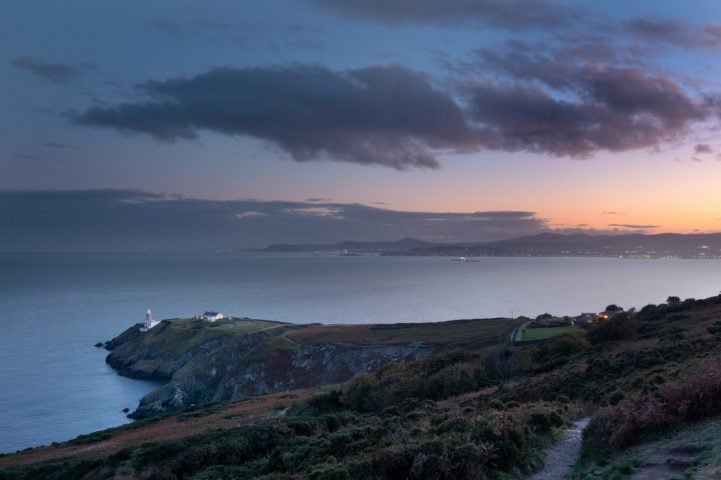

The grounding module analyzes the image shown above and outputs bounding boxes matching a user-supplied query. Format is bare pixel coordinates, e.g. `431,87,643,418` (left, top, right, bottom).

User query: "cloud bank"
0,189,550,251
66,1,721,169
71,61,720,168
73,65,475,170
468,44,711,156
310,0,577,29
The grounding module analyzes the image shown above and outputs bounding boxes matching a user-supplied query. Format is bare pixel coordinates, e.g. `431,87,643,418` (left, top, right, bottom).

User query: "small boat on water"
451,256,480,262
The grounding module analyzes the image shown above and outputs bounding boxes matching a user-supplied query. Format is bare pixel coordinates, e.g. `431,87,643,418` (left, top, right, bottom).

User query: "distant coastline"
258,232,721,259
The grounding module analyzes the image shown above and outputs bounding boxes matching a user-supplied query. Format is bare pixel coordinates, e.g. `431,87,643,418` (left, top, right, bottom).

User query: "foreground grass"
0,388,574,480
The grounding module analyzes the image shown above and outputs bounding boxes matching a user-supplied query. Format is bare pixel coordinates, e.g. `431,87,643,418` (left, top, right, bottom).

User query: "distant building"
530,315,573,327
575,313,598,325
598,308,624,321
201,311,224,322
140,308,159,331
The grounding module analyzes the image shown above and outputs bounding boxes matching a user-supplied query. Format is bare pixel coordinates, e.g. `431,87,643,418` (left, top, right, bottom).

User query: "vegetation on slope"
5,295,721,478
105,316,523,418
0,351,576,480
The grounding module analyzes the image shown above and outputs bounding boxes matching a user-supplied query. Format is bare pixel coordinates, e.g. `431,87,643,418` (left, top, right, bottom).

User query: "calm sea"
2,252,721,453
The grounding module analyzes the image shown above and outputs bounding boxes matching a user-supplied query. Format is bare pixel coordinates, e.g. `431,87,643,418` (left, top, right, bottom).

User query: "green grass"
521,325,579,341
286,317,524,349
141,318,285,356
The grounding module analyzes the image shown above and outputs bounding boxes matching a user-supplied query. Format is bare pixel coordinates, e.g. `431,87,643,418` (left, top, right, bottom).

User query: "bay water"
2,252,721,453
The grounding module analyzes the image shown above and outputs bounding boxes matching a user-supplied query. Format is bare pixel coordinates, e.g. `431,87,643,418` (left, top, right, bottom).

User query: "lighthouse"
141,308,159,331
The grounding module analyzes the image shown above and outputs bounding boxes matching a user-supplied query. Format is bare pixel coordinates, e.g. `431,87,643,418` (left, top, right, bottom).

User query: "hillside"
5,295,721,478
104,316,519,418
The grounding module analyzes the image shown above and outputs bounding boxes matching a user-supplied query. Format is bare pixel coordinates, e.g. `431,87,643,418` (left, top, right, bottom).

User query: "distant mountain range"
258,237,439,253
260,232,721,258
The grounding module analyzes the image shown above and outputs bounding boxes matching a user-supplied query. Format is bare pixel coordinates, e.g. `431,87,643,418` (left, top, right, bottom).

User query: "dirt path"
527,417,589,480
511,320,532,344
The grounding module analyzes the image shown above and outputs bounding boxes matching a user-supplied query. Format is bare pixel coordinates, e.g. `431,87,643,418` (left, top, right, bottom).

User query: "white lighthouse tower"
141,308,159,331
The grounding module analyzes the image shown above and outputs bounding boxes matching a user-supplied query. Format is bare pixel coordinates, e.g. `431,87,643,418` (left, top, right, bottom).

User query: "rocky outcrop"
105,320,434,418
218,343,432,401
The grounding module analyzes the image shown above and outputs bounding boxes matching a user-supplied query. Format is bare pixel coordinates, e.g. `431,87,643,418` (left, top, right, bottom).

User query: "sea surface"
2,252,721,453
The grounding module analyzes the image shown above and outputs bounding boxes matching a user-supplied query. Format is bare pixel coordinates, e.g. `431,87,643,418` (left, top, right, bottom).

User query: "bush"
488,399,505,410
667,296,681,306
536,333,589,361
340,350,501,413
585,366,721,450
587,314,637,344
607,390,624,406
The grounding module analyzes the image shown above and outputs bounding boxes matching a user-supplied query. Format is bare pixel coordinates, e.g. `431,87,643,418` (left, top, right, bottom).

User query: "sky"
3,0,721,250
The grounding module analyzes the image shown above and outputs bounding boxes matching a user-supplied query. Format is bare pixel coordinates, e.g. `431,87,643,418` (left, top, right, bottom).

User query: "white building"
140,308,159,331
201,311,224,322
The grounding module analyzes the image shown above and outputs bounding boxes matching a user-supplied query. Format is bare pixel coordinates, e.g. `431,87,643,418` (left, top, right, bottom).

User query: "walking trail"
527,417,589,480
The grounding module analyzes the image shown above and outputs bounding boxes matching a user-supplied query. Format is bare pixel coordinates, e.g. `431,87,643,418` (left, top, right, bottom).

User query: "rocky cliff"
105,318,447,418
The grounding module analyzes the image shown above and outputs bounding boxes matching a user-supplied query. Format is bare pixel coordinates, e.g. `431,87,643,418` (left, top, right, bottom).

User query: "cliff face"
105,319,435,418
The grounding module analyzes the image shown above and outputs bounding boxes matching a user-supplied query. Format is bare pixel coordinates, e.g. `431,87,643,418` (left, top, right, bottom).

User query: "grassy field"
286,317,524,349
521,325,579,341
146,318,283,355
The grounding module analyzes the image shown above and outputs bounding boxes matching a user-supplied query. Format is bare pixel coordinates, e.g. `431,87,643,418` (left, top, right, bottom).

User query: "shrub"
587,314,637,344
607,390,624,406
488,399,505,410
585,366,721,451
536,333,590,361
340,350,503,413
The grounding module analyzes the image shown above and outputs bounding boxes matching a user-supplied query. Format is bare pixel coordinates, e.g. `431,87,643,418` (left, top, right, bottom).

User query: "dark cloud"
12,153,38,160
626,19,721,48
311,0,579,29
695,143,714,154
10,56,82,84
602,211,626,215
0,189,549,251
71,58,719,164
306,197,332,202
72,65,476,170
469,38,712,157
464,75,705,157
71,10,721,168
313,0,721,54
608,223,660,229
